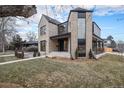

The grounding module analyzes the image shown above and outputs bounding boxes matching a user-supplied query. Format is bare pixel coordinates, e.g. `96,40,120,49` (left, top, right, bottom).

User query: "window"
78,39,86,57
58,22,68,34
78,18,85,39
77,13,86,57
40,25,46,35
40,40,46,51
78,12,86,18
59,25,64,33
104,41,107,43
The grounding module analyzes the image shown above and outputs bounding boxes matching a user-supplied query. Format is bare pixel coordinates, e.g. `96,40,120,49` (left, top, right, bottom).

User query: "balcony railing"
58,21,68,35
92,22,101,37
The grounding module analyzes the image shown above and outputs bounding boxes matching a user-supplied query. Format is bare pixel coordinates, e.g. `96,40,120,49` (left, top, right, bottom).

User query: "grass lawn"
0,56,19,63
0,54,124,88
0,51,14,55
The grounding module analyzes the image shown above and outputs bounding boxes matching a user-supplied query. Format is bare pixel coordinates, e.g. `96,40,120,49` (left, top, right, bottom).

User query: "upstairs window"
59,25,64,32
40,25,46,35
58,22,68,34
78,12,86,18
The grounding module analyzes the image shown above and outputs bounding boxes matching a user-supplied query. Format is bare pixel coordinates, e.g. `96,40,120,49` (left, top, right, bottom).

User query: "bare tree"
26,31,37,42
0,5,36,18
0,17,16,53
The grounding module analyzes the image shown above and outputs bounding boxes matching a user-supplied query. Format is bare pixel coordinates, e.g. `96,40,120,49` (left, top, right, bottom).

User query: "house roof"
70,7,93,12
42,7,92,25
50,32,71,40
42,14,61,25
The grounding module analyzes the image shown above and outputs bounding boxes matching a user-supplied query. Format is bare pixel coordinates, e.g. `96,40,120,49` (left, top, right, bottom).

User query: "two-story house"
38,7,104,59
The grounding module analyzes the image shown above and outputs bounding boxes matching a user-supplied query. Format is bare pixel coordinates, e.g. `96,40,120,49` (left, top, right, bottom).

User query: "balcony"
92,22,101,37
58,21,68,35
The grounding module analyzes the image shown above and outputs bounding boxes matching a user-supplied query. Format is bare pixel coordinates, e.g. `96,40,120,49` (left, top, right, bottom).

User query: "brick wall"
68,12,78,59
85,12,92,58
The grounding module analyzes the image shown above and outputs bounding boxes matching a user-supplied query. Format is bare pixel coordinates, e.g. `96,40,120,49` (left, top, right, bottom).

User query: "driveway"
24,52,34,58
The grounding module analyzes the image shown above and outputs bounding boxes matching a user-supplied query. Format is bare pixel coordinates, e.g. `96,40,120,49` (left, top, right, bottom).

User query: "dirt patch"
0,82,22,88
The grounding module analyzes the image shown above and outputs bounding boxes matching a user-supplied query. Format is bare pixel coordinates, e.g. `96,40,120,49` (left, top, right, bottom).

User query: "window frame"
77,13,86,57
78,12,86,18
40,25,46,35
40,40,46,51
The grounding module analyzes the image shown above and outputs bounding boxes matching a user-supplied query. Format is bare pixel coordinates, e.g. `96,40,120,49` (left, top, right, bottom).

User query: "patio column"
98,41,101,48
96,40,98,54
100,41,103,53
101,41,104,48
100,41,102,48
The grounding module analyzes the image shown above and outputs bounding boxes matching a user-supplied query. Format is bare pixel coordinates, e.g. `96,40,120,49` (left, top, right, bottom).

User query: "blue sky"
16,5,124,42
93,13,124,41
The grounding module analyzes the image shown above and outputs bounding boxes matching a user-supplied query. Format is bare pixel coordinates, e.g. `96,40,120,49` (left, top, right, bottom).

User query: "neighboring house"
38,7,104,59
103,39,111,48
22,41,38,47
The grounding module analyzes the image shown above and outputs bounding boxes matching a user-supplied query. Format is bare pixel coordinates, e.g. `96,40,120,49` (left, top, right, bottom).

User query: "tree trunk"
2,31,5,53
2,43,5,53
1,18,5,53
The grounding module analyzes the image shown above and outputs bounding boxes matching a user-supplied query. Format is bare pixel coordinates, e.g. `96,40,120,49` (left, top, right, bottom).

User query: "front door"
78,39,86,57
58,39,64,51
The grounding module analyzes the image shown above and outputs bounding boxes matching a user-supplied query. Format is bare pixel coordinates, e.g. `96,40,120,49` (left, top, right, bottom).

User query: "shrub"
14,48,24,59
38,52,41,56
33,51,37,57
25,45,38,52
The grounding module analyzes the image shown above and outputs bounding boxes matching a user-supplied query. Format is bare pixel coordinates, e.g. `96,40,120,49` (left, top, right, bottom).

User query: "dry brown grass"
0,56,19,63
0,54,124,88
0,83,22,88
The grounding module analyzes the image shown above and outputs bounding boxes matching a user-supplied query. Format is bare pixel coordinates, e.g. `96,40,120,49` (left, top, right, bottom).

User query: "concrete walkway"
0,54,14,57
95,52,107,59
107,52,124,56
0,56,45,66
0,52,123,66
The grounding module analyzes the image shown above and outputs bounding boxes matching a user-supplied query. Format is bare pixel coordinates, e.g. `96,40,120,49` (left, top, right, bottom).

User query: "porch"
49,32,71,58
92,34,104,55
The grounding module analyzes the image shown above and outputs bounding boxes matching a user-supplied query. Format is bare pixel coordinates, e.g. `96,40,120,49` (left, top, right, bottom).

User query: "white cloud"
15,5,124,40
93,5,124,16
